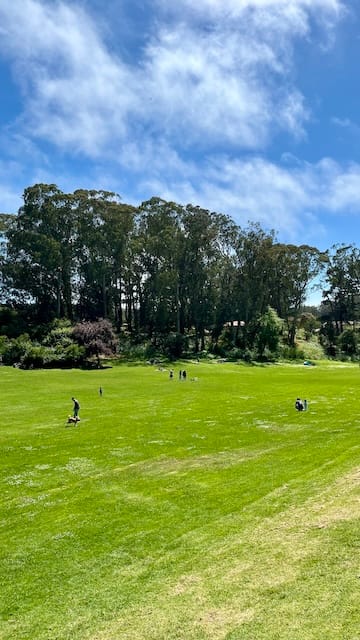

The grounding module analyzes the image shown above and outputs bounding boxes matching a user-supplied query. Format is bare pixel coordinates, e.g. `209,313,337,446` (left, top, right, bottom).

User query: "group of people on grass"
169,369,187,380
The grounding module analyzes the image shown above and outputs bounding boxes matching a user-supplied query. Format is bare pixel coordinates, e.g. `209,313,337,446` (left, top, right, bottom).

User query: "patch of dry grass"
87,467,360,640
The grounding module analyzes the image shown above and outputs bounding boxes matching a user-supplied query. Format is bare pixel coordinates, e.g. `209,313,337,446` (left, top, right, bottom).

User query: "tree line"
0,183,360,363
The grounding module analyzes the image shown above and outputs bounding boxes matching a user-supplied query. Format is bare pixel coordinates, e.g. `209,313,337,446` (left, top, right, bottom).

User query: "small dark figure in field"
182,370,187,380
99,386,103,396
295,398,304,411
67,415,80,425
72,397,80,418
303,399,308,410
179,370,182,380
169,369,174,379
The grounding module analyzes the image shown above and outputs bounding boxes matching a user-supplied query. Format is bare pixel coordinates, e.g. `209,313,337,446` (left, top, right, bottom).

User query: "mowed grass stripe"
0,362,359,639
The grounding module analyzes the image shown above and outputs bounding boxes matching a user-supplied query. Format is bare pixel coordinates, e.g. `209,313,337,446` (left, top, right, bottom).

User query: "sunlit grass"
0,361,359,639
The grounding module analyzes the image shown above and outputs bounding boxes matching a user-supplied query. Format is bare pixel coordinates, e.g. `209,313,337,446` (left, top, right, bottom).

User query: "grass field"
0,361,359,640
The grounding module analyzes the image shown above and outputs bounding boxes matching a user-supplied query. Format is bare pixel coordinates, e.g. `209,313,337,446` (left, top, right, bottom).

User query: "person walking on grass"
72,397,80,418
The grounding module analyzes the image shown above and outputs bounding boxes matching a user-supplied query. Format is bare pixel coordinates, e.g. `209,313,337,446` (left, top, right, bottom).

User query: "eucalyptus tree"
101,201,138,330
136,198,183,339
72,189,114,320
0,213,14,304
180,205,230,351
72,189,137,324
210,215,239,342
321,244,360,333
232,223,275,348
268,243,326,346
3,184,76,323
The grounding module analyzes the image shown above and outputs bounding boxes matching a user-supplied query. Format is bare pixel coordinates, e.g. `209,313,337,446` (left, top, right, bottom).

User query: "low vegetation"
1,361,359,639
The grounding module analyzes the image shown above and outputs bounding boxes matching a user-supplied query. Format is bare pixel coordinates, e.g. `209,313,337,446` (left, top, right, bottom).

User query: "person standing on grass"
72,397,80,418
99,386,103,396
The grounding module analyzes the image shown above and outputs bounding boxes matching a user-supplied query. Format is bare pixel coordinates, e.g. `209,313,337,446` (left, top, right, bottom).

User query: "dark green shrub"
1,334,32,365
162,332,187,359
337,328,358,356
281,345,305,360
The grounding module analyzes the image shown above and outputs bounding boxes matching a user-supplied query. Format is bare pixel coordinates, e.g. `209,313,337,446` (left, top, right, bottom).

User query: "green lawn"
0,361,359,640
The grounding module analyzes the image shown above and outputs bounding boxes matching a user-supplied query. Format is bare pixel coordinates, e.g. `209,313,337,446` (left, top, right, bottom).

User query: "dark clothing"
72,398,80,417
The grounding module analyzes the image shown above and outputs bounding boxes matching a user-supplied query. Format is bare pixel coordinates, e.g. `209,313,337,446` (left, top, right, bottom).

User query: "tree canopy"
1,183,359,362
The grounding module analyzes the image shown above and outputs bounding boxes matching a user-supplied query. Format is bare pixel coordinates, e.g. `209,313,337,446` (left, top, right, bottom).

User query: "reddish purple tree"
72,319,117,367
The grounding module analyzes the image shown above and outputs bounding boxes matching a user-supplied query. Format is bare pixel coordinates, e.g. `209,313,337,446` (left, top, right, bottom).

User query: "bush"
43,320,73,348
281,345,305,361
72,319,117,367
22,344,49,369
337,328,358,356
0,307,27,338
162,332,187,359
1,334,32,366
242,348,255,363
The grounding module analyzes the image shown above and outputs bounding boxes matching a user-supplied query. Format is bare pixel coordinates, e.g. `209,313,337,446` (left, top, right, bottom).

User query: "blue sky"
0,0,360,268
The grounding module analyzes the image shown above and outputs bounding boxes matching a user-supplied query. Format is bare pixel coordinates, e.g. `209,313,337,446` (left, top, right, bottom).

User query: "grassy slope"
0,362,359,640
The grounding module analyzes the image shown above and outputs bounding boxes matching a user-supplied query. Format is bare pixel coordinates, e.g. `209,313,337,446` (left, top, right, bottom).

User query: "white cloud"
0,0,351,241
0,0,344,157
325,163,360,212
130,153,360,245
0,1,138,155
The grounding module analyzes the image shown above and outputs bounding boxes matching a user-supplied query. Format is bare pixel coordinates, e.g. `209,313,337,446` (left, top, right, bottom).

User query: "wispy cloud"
131,153,360,244
0,0,352,248
0,2,138,155
0,0,344,157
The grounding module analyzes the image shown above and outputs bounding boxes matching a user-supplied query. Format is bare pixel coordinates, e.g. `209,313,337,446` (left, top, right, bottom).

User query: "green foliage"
299,312,321,340
337,327,358,356
297,337,326,361
0,327,86,368
161,332,187,359
0,306,27,338
216,325,236,354
1,184,327,352
280,344,306,360
1,333,31,365
42,319,73,348
256,306,282,358
320,320,338,357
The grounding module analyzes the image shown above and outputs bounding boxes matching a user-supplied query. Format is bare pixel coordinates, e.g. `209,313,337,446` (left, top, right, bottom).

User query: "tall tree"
3,184,72,322
322,244,360,333
233,223,275,347
181,205,226,351
136,198,183,339
268,243,326,346
72,189,136,323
